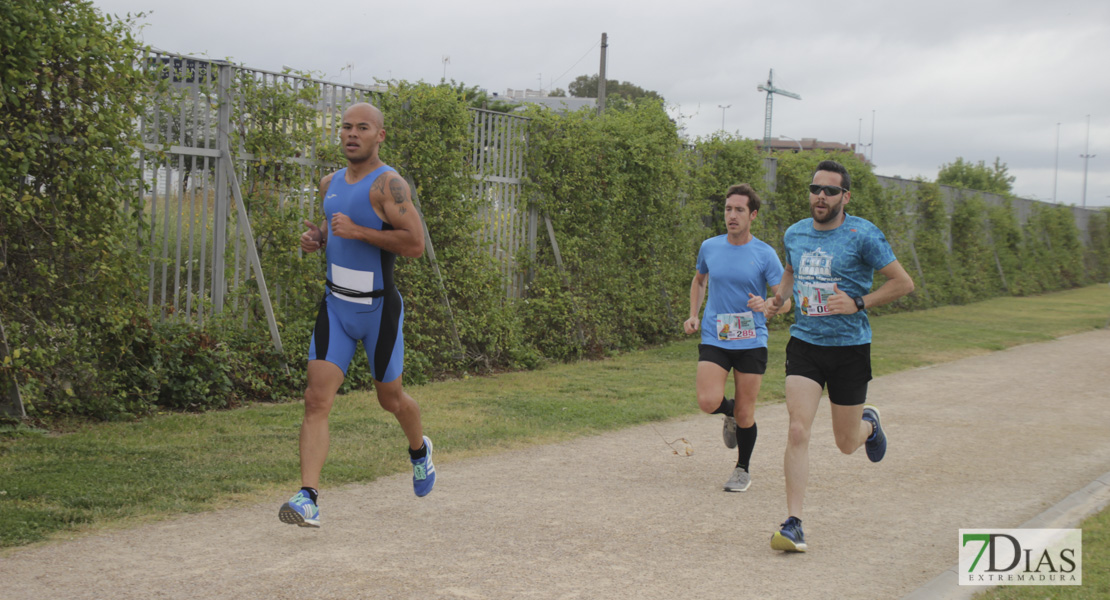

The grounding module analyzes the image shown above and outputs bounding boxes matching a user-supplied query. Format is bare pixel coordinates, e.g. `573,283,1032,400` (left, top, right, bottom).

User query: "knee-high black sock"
736,422,757,470
711,397,735,416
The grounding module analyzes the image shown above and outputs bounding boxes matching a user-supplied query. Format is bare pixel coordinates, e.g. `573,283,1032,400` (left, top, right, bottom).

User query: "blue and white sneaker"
862,405,887,463
278,490,320,527
770,516,807,552
412,436,436,497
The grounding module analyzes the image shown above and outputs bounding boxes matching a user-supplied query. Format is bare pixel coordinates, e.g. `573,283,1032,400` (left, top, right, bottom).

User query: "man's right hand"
300,220,324,253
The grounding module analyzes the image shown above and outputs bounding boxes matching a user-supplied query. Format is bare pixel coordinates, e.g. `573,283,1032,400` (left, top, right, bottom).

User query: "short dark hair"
813,160,850,190
725,183,761,213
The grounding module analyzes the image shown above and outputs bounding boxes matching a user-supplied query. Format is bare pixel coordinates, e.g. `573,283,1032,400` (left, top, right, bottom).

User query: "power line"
549,38,602,89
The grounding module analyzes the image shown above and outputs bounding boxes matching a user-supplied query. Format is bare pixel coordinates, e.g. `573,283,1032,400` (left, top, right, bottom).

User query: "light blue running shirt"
696,235,784,350
783,213,896,347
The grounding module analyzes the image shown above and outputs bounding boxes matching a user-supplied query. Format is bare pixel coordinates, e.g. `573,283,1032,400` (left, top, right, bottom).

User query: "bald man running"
279,103,435,528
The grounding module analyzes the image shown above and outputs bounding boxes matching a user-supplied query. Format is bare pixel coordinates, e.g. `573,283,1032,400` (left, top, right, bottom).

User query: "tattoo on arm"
389,178,410,215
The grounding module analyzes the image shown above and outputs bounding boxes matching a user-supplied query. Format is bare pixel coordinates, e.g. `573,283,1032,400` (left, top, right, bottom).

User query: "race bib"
716,312,756,341
331,264,375,306
798,282,836,317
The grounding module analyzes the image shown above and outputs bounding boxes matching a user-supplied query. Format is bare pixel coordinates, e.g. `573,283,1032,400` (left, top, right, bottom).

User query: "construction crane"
757,69,801,152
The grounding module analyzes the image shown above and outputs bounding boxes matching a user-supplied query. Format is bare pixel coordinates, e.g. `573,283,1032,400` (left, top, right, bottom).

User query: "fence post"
527,203,538,285
0,316,25,419
221,161,287,373
407,176,465,359
211,61,233,314
544,214,587,347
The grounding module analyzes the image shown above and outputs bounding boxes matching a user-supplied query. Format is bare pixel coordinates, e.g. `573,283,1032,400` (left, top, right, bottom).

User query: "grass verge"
1,284,1108,553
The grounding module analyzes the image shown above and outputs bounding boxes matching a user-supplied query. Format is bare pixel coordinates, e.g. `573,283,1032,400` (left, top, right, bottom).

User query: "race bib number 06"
798,282,835,317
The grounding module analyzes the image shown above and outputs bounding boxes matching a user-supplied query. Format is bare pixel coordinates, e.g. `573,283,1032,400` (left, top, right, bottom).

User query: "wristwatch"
853,296,866,312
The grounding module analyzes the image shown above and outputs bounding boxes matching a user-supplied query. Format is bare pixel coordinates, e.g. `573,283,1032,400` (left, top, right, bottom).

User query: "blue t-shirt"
696,235,784,349
783,214,896,346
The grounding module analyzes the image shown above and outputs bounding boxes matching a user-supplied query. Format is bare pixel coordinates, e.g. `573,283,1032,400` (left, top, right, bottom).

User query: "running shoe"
412,436,436,497
862,405,887,463
722,415,738,449
278,490,320,527
723,466,751,492
770,516,807,552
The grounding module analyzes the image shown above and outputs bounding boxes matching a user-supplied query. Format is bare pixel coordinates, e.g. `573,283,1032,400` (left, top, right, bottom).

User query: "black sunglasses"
809,184,847,196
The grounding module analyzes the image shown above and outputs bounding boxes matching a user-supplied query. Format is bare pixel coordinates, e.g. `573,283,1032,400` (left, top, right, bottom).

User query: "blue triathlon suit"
308,164,405,382
783,213,896,346
696,234,784,350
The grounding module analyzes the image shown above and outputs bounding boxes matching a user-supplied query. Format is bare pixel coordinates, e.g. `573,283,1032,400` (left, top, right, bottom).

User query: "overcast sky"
93,0,1110,208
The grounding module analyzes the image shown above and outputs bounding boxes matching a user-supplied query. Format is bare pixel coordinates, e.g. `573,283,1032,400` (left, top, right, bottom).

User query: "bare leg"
732,371,763,428
694,361,729,414
374,375,424,450
783,375,823,519
830,403,869,455
299,360,345,489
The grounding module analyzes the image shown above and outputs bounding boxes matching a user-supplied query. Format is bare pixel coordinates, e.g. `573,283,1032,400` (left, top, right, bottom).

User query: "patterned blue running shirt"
783,213,896,346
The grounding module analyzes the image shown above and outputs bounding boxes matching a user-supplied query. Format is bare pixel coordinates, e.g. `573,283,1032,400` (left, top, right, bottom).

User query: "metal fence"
470,109,533,298
136,50,381,353
136,51,537,352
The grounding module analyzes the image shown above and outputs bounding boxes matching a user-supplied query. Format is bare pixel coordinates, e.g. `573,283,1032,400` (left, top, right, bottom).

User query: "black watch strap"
853,296,866,311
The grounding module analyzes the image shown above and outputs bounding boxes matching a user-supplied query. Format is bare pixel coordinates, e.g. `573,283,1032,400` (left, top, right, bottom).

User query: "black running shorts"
698,344,769,375
784,337,871,406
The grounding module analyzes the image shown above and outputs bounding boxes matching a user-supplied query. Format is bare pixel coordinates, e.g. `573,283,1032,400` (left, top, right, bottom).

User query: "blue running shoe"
770,516,807,552
412,436,436,497
862,405,887,463
278,490,320,527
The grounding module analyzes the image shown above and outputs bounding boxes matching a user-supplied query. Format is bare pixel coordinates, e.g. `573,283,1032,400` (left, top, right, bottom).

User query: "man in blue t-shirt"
765,160,915,552
684,183,790,493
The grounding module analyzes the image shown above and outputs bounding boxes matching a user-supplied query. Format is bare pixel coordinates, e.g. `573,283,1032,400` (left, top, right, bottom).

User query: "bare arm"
329,172,426,258
766,265,794,316
683,271,708,334
827,259,915,314
763,281,793,318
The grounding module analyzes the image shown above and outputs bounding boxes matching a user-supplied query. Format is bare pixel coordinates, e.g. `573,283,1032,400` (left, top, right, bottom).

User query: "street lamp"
718,104,731,132
780,135,803,153
1080,114,1096,208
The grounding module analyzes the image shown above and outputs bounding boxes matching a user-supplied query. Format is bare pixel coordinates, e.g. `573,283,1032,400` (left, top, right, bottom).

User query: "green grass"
1,284,1108,553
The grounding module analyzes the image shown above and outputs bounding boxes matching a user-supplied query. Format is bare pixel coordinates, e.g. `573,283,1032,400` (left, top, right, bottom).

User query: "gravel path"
4,329,1110,599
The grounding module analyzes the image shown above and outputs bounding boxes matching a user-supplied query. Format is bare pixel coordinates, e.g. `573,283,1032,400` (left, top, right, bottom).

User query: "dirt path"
4,330,1110,600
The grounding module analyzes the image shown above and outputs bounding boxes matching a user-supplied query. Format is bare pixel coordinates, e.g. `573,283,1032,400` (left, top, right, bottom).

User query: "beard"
811,200,843,224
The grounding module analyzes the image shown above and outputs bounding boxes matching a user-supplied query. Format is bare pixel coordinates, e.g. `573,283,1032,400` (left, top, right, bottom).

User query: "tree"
937,157,1015,195
548,88,566,97
1,0,151,418
567,74,663,102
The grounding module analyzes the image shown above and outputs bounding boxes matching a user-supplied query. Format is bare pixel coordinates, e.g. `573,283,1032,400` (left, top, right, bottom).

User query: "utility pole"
441,55,451,81
1080,114,1095,208
869,109,875,163
718,104,731,132
1053,122,1060,203
597,32,608,114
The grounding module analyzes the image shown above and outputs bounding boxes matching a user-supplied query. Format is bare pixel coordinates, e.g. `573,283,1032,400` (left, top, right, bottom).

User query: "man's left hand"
826,283,859,314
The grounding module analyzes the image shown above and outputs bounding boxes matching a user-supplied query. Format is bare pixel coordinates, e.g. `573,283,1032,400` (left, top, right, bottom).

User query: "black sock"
301,486,318,504
736,422,757,470
711,397,735,416
408,442,427,460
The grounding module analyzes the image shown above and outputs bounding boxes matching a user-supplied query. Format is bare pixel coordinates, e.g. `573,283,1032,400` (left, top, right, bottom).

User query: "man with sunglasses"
684,183,790,493
765,160,915,552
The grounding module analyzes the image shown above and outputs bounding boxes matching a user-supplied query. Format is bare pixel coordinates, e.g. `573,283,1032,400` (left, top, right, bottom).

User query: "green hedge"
3,2,1108,426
